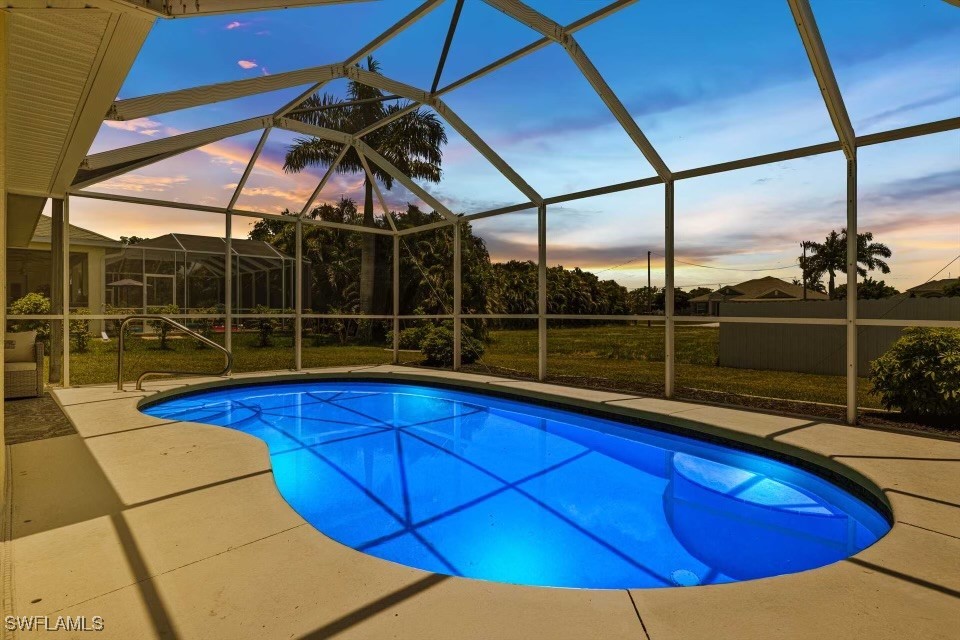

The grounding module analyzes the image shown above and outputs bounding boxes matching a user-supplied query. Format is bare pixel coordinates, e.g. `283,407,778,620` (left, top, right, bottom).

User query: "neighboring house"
6,215,121,317
904,278,959,298
690,276,829,316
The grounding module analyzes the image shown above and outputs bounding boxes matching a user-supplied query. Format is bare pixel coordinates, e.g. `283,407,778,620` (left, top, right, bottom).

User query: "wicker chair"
4,332,44,399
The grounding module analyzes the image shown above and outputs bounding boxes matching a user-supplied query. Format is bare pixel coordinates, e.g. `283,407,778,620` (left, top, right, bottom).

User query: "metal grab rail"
117,315,233,391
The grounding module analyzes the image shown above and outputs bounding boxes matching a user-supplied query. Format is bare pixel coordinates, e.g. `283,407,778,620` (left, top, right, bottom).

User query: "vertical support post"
453,221,462,371
62,195,71,387
224,212,232,356
664,181,675,398
50,198,64,384
393,234,400,364
0,10,7,493
647,250,652,328
295,219,303,371
846,155,858,425
537,203,547,381
140,250,146,315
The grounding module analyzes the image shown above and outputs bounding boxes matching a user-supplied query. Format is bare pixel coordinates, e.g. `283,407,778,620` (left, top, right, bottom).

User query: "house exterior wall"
7,241,108,333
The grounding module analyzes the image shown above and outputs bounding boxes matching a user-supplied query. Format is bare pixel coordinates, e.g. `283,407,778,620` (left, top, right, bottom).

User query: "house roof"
905,278,958,296
30,214,121,247
689,276,829,303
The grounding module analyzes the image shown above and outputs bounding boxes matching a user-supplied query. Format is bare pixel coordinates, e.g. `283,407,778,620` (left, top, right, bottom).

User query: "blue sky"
75,0,959,291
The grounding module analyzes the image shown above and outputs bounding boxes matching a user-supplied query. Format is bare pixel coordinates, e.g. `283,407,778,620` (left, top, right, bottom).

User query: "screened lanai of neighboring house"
105,233,304,314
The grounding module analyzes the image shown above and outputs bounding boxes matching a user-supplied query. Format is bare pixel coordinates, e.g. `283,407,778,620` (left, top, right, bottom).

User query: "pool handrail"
117,314,233,391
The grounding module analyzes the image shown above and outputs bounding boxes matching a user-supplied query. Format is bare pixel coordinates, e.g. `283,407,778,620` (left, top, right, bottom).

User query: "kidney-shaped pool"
142,380,890,589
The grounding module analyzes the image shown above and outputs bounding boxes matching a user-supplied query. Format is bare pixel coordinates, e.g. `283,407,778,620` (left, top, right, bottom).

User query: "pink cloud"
237,60,258,70
225,20,249,30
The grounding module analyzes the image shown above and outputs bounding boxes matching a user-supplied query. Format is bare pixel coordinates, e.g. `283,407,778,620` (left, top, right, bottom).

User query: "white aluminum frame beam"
356,102,421,138
537,203,547,380
275,116,354,146
274,116,456,220
300,144,350,216
72,148,195,190
664,181,675,397
108,0,377,19
68,189,395,236
355,139,457,220
482,0,671,181
346,67,542,204
357,150,399,231
345,0,446,65
462,116,960,224
453,220,462,370
228,126,271,209
107,0,444,121
82,116,271,170
788,0,858,424
787,0,856,158
108,66,344,121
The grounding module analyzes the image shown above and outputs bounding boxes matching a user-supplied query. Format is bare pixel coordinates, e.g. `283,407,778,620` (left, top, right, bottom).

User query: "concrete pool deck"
2,366,958,640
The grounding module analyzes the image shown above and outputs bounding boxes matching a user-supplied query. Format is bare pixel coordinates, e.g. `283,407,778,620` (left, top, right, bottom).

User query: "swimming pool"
142,380,890,589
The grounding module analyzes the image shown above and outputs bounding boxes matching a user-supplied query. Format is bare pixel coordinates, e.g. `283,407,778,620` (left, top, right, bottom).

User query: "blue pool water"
142,381,890,589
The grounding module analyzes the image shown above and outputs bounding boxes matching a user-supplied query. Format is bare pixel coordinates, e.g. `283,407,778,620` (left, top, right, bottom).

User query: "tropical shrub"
870,327,960,418
70,308,91,353
9,293,51,344
192,306,218,349
386,324,432,350
252,304,277,347
104,304,136,350
421,323,484,367
147,304,181,350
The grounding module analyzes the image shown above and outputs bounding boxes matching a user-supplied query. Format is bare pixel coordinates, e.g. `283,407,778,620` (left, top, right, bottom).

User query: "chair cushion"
4,361,38,372
4,331,37,363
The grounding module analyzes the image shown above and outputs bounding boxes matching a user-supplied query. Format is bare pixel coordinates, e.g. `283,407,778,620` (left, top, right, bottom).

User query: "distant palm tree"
800,228,892,299
284,56,446,319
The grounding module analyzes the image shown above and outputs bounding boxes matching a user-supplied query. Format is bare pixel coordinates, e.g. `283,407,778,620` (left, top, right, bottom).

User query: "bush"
870,327,960,418
9,293,51,344
252,304,277,347
386,325,432,350
421,323,485,367
147,304,181,350
105,304,136,350
192,307,218,349
70,308,91,353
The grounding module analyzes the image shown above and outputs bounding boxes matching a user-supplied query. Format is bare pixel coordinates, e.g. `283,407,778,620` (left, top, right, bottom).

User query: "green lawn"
69,332,392,387
65,324,881,410
467,325,882,409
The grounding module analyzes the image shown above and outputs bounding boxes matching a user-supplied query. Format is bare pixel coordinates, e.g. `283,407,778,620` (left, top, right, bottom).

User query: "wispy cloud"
99,175,190,193
225,20,249,30
237,60,258,70
103,117,163,137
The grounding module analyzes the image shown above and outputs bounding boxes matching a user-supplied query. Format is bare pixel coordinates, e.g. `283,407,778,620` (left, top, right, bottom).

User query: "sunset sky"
71,0,959,291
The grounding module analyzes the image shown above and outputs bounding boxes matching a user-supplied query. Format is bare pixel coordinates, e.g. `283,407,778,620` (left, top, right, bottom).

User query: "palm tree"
800,228,892,299
283,57,446,320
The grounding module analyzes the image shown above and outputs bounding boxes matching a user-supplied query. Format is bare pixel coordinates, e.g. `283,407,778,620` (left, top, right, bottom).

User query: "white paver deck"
3,366,958,639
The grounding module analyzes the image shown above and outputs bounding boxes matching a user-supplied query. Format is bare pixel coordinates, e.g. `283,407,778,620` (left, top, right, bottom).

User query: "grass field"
62,324,881,409
68,332,392,386
468,325,882,409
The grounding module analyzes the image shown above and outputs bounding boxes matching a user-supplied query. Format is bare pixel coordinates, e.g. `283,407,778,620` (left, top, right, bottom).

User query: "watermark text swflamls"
4,616,104,632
